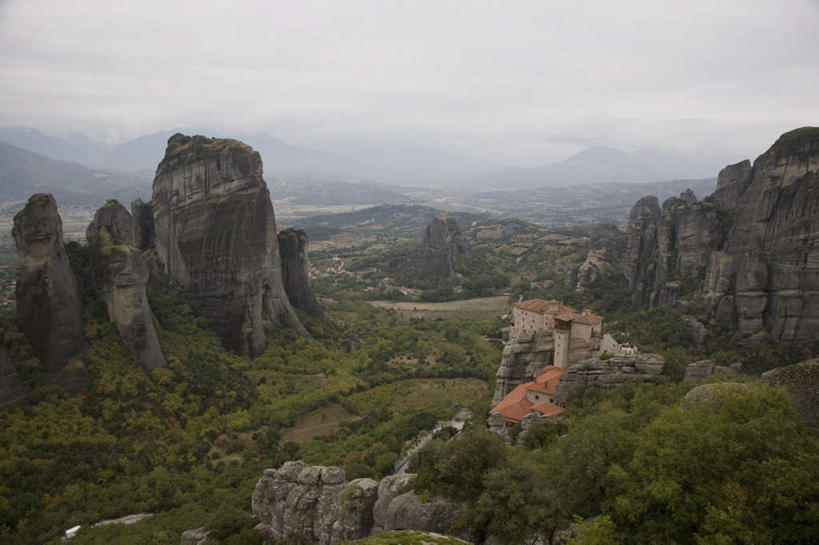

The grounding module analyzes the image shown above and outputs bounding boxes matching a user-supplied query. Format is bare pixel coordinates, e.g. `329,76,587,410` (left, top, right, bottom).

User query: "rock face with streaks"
492,330,555,406
86,200,165,370
554,353,666,402
151,134,305,357
621,127,819,343
252,463,464,545
277,228,328,323
12,193,86,386
621,196,661,306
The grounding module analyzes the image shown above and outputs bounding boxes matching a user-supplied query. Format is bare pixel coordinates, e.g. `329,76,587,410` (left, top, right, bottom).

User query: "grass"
368,296,510,320
280,402,358,443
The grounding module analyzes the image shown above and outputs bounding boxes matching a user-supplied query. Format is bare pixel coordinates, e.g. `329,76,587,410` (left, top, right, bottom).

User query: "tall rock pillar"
12,193,86,387
151,134,306,358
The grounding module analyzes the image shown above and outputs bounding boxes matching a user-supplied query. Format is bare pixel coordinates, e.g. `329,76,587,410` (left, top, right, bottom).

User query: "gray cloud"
0,0,817,165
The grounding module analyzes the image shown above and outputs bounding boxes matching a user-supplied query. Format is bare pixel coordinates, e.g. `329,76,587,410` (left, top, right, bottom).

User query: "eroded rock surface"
416,215,470,281
87,200,165,370
151,134,305,357
492,329,555,406
762,359,819,427
13,193,85,387
252,463,463,545
277,228,328,323
554,354,666,402
130,198,154,250
621,127,819,343
574,250,612,291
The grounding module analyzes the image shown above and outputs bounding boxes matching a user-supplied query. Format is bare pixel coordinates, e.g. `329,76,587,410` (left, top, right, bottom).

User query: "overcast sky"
0,0,817,165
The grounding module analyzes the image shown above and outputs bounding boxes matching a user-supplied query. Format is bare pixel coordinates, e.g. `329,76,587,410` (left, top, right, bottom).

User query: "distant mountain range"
0,127,496,183
466,145,736,189
0,126,739,188
0,141,151,206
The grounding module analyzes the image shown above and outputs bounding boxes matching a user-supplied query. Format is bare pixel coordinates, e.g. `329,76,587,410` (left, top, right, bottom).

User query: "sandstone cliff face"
622,128,819,343
130,198,154,250
277,228,328,323
252,462,463,545
621,196,661,306
151,134,305,357
87,200,166,370
492,330,555,406
553,354,666,402
13,194,86,386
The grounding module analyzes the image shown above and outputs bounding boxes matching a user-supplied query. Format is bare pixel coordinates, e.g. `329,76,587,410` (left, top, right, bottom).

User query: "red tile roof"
490,365,568,423
513,299,577,315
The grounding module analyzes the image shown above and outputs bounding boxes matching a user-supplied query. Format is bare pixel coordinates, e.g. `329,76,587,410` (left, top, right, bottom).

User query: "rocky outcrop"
180,528,210,545
252,462,464,545
621,127,819,344
252,461,378,545
151,134,305,357
762,359,819,427
554,354,666,402
130,199,154,250
87,200,165,370
416,216,470,281
372,473,463,536
13,193,86,388
573,250,612,291
277,228,328,323
492,330,555,406
621,196,661,306
683,359,741,381
682,382,747,407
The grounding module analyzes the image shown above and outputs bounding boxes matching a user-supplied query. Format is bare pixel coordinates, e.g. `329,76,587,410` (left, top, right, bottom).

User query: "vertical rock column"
277,228,328,323
151,134,306,358
13,193,86,386
87,200,166,370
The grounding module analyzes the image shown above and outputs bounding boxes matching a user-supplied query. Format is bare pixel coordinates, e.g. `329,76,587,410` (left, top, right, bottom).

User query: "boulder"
151,134,306,357
253,464,464,545
682,382,747,407
180,527,210,545
762,359,819,427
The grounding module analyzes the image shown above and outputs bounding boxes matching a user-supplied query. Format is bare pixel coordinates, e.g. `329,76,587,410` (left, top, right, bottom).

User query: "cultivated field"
368,295,510,320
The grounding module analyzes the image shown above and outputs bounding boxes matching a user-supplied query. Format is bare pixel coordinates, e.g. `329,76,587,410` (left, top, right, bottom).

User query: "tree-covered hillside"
0,285,501,544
